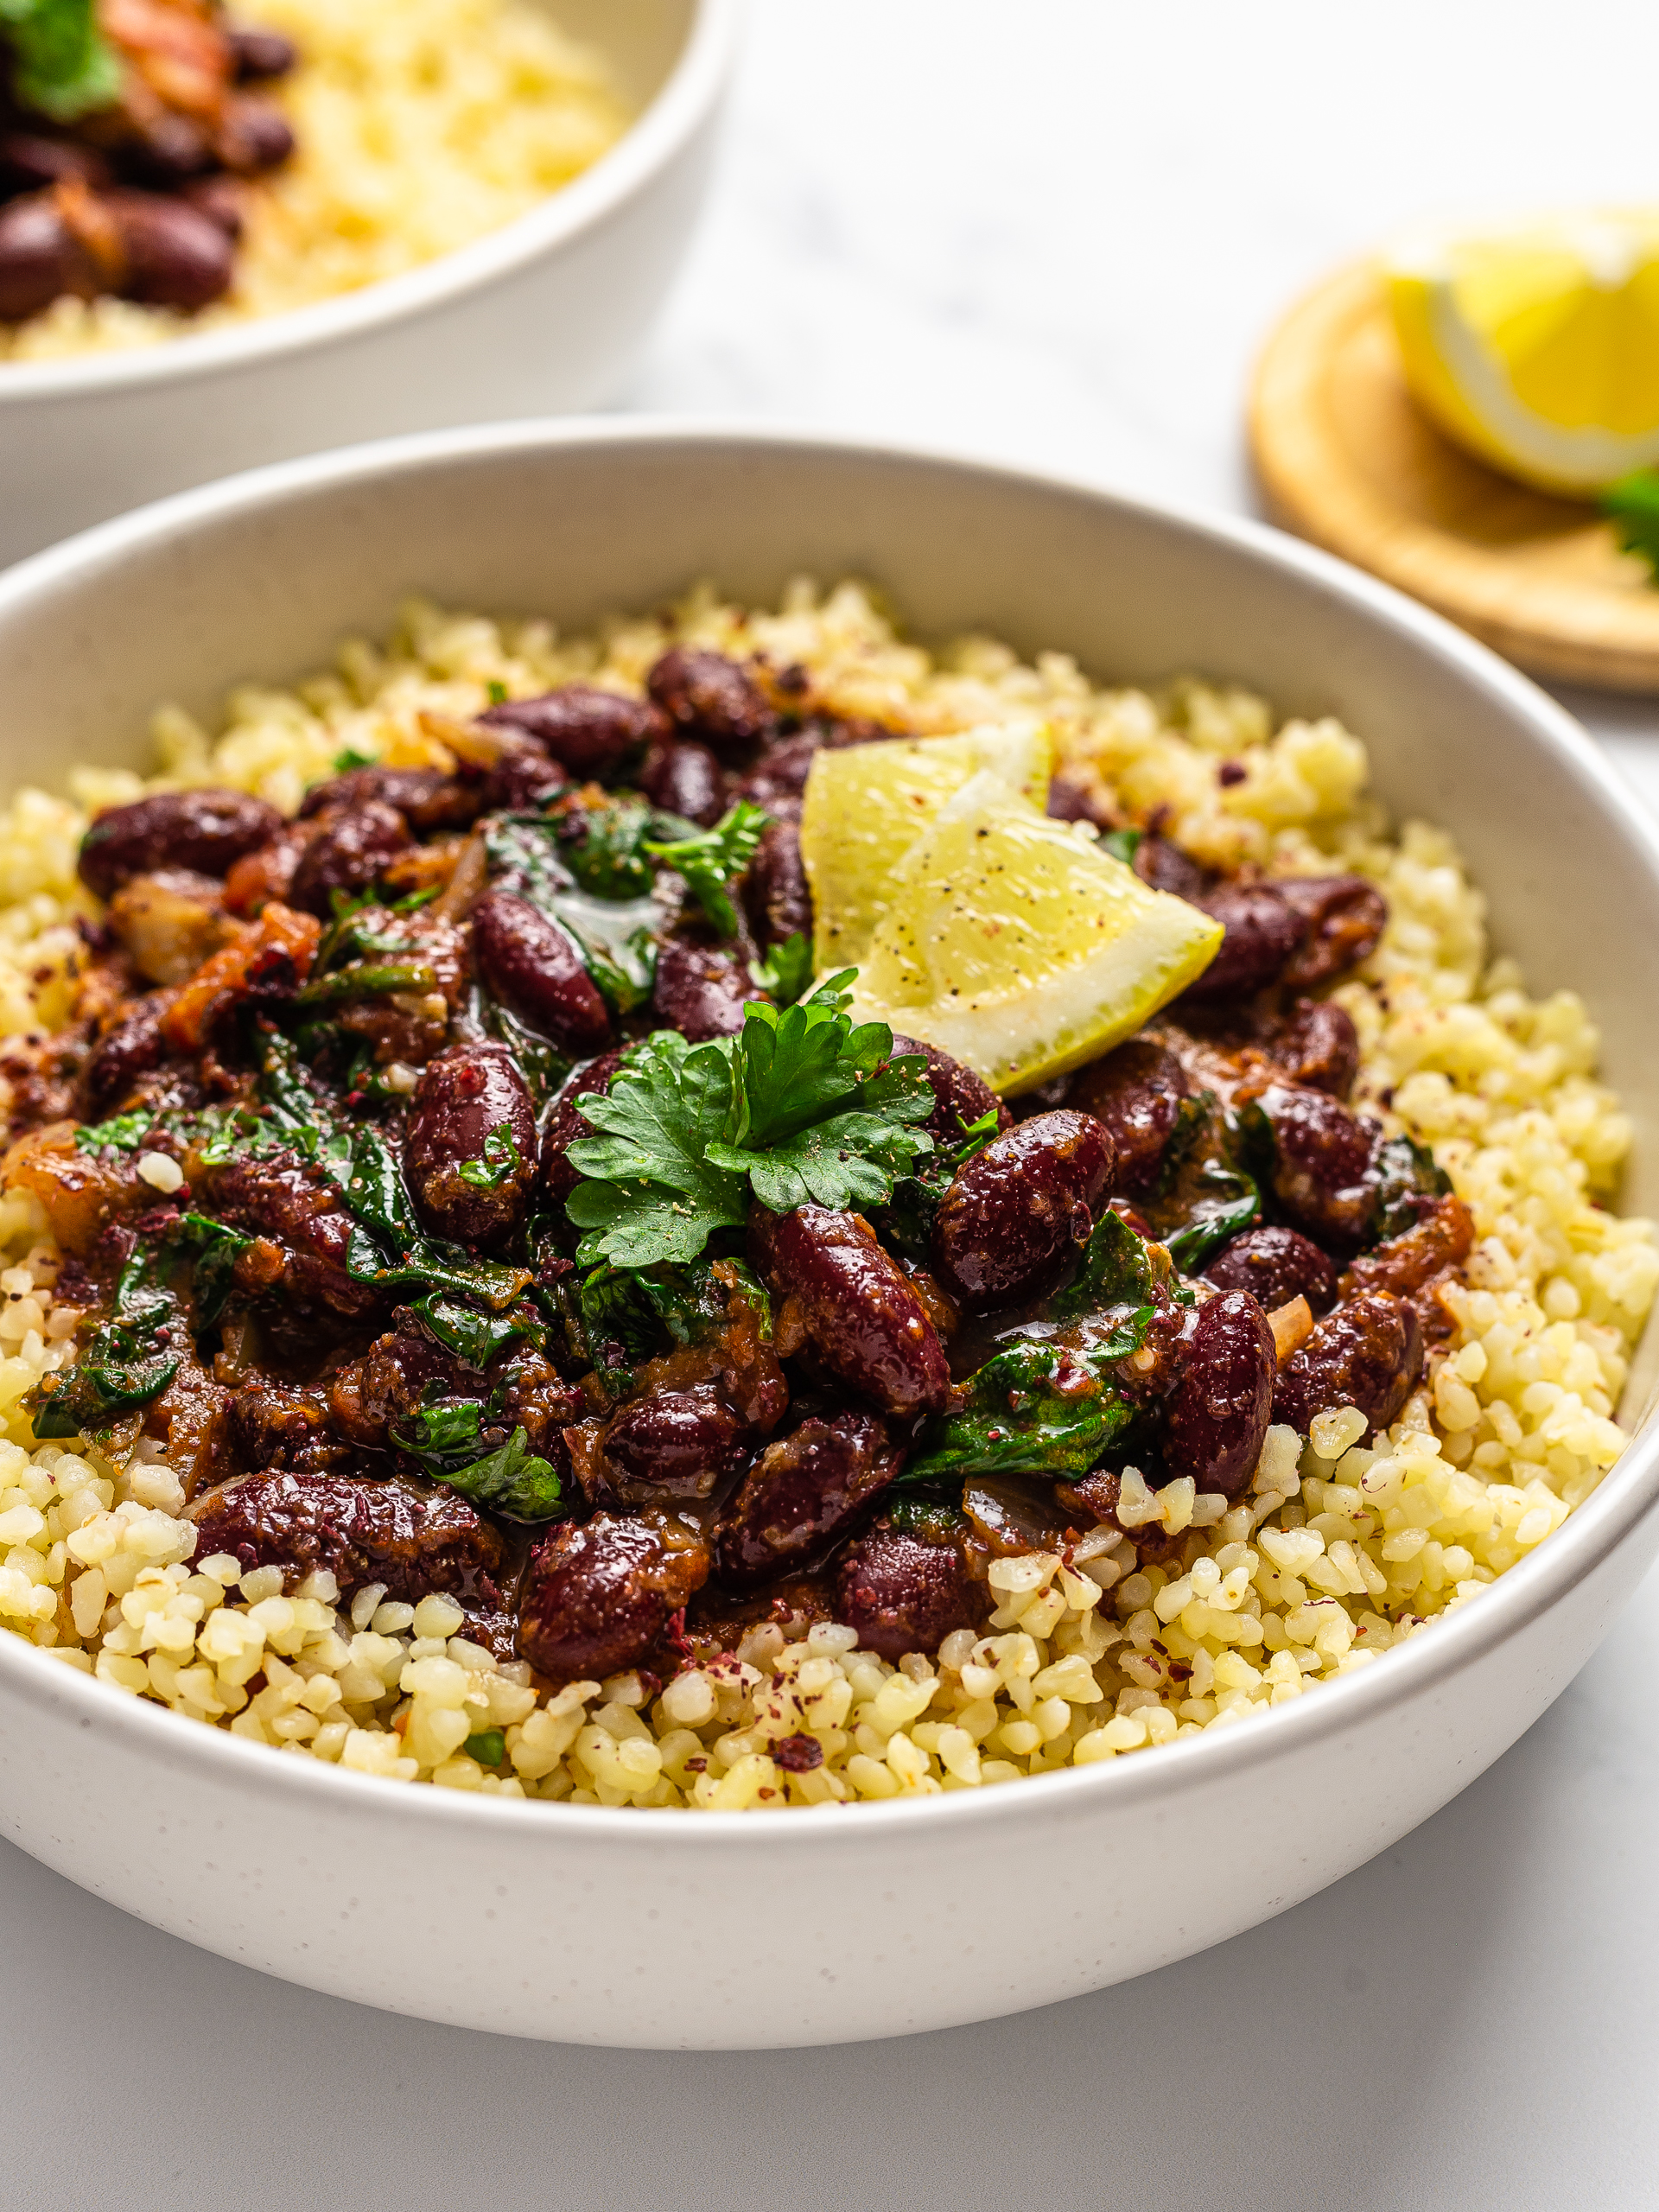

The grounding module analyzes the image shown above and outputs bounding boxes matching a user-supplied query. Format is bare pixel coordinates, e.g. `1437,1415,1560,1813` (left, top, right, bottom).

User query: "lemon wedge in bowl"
800,719,1052,969
1386,209,1659,493
846,772,1223,1096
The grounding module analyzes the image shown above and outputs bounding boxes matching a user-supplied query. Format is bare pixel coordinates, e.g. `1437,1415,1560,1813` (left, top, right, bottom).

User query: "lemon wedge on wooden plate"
800,720,1052,969
1387,209,1659,492
842,770,1223,1096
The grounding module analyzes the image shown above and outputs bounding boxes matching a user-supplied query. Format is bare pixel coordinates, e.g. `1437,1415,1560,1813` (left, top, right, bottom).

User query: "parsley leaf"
748,931,815,1006
563,975,936,1265
564,1032,748,1268
1100,826,1142,868
0,0,120,122
1603,469,1659,582
644,800,769,938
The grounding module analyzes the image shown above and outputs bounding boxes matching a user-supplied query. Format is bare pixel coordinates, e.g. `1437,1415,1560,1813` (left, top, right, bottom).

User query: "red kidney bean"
891,1034,1012,1149
1256,1083,1378,1250
742,818,812,947
1162,1289,1276,1497
0,191,99,321
102,190,234,311
328,1315,479,1448
181,174,245,238
189,1469,507,1604
517,1509,710,1686
470,888,613,1054
78,787,284,899
287,798,410,915
646,646,775,753
404,1041,537,1248
213,96,296,175
1257,997,1360,1099
1064,1038,1190,1193
228,26,299,80
931,1109,1116,1311
298,765,477,835
712,1406,902,1590
835,1521,988,1661
125,111,213,184
480,683,667,779
194,1152,384,1319
1273,1289,1424,1438
604,1386,753,1503
736,732,823,818
541,1046,630,1207
1204,1224,1338,1315
80,998,168,1117
652,931,766,1041
480,743,568,813
0,136,111,194
1182,881,1305,1004
749,1205,950,1418
1134,833,1208,901
639,737,727,827
1278,876,1388,988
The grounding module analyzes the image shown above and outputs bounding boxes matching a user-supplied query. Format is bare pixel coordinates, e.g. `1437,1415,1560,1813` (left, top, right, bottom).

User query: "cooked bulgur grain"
0,578,1649,1807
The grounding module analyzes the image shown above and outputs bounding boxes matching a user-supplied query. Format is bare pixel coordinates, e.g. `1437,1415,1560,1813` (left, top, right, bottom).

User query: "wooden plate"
1249,261,1659,692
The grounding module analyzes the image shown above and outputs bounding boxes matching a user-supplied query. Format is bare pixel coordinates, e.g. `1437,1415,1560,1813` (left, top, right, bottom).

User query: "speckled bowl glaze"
0,423,1655,2049
0,1,741,569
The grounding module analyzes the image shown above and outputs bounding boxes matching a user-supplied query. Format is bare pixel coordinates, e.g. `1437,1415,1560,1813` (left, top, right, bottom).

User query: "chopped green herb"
457,1122,524,1191
1603,469,1659,582
1100,826,1143,868
902,1337,1137,1484
442,1427,565,1522
1370,1132,1450,1240
411,1293,540,1369
465,1729,506,1766
748,931,815,1007
73,1109,154,1155
486,680,509,707
0,0,120,122
563,796,656,902
331,746,376,773
295,959,437,1008
644,800,769,938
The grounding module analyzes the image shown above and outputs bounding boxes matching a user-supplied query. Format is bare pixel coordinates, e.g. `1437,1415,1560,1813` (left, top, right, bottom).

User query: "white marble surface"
8,4,1659,2205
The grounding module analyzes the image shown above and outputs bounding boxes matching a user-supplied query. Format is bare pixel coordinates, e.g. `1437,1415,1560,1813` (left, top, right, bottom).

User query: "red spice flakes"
772,1732,823,1773
1217,760,1248,787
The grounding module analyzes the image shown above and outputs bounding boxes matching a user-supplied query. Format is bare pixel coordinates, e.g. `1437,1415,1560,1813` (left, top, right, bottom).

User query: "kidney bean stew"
3,645,1470,1690
0,0,296,325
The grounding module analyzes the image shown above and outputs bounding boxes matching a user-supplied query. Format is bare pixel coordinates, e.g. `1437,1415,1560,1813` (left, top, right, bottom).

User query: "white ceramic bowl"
0,2,740,569
0,423,1656,2050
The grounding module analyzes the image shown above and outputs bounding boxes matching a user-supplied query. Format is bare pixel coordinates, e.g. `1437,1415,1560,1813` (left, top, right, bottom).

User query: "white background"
7,5,1659,2205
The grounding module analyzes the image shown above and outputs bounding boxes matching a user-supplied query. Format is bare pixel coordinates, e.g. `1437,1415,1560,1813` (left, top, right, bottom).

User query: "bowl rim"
2,414,1656,1851
0,0,743,405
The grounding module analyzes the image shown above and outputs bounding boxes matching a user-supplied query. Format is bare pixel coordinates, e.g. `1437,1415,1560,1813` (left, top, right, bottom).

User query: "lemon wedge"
1387,210,1659,492
847,772,1223,1096
800,720,1052,970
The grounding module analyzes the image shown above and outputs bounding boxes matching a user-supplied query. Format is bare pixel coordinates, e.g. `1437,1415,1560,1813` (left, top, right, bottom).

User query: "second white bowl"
0,0,741,569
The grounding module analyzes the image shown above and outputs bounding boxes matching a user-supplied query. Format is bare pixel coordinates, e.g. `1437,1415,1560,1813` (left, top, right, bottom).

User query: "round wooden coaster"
1249,260,1659,692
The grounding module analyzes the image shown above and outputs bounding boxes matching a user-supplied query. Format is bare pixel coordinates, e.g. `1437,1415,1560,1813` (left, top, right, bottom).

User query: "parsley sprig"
644,800,769,938
1602,469,1659,582
563,971,937,1268
0,0,120,123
